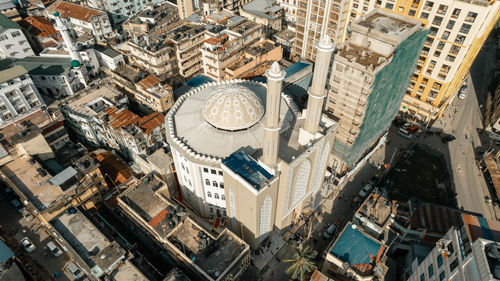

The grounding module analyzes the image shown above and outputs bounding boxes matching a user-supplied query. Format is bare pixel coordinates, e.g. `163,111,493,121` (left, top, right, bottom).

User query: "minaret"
262,61,285,167
304,35,335,134
53,11,81,64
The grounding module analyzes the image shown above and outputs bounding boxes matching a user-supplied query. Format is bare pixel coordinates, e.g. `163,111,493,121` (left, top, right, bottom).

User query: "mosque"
165,36,338,247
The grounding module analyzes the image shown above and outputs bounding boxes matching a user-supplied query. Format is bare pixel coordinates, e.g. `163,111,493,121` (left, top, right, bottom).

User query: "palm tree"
284,245,317,281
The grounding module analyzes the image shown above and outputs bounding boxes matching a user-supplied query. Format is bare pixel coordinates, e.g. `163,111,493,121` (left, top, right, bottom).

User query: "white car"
66,263,84,280
20,237,36,253
359,184,373,198
458,86,467,99
46,241,63,257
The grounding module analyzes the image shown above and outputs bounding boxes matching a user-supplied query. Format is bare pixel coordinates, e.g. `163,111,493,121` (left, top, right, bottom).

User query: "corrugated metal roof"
137,74,161,90
0,13,20,32
47,0,104,22
20,16,58,37
48,166,77,186
0,65,28,84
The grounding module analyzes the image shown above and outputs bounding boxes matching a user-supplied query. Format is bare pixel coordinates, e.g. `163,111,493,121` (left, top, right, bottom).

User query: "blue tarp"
331,224,382,265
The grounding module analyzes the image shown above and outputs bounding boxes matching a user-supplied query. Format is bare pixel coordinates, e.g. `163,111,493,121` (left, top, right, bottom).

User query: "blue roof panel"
0,240,13,263
284,62,310,79
185,75,213,87
331,224,382,265
222,151,273,191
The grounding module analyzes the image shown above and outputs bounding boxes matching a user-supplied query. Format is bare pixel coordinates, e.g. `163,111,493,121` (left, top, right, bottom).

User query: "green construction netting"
332,28,429,168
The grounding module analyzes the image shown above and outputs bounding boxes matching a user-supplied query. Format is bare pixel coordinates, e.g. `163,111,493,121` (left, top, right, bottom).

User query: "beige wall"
16,134,54,160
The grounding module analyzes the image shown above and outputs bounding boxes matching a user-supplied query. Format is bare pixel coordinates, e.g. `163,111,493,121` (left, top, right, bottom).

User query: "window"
207,192,212,198
442,31,450,40
449,258,458,272
423,1,433,11
446,55,455,62
420,273,425,281
446,20,455,30
218,171,223,176
465,11,477,23
212,181,218,187
452,8,461,18
181,163,185,170
186,167,189,174
203,168,208,173
432,16,443,26
437,255,443,267
205,179,210,185
11,31,21,37
437,4,447,15
220,182,224,188
434,50,441,58
437,41,445,50
0,34,7,41
455,34,465,44
211,169,216,174
420,12,429,19
385,2,394,9
209,207,214,213
428,264,434,277
460,23,471,34
214,193,219,199
439,271,445,281
221,195,225,200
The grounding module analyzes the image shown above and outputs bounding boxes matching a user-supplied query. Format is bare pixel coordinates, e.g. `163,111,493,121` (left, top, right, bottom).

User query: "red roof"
20,16,58,37
101,107,164,134
137,74,161,90
41,120,64,135
149,209,167,228
47,0,104,22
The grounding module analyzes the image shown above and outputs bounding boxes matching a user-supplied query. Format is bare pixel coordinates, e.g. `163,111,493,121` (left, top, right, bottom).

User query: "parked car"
441,134,456,143
368,175,379,186
10,199,25,213
46,241,63,257
20,237,36,253
458,85,467,99
324,224,337,239
398,128,413,139
359,184,373,198
65,263,84,280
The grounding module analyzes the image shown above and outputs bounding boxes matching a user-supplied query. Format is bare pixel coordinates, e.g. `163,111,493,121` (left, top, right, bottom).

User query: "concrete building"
294,0,500,122
201,17,264,81
59,85,128,146
126,35,177,78
273,28,295,59
239,0,282,35
86,0,165,27
0,0,21,23
277,0,298,24
406,214,500,281
0,56,89,97
0,65,44,126
0,14,35,58
166,35,338,247
322,222,389,280
292,0,348,61
19,16,60,52
177,0,197,20
94,46,124,70
110,68,174,113
166,217,250,281
326,9,427,169
46,1,113,43
166,24,206,78
121,2,180,38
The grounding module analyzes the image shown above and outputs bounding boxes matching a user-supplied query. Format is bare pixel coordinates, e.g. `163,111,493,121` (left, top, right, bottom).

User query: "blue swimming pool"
330,224,382,265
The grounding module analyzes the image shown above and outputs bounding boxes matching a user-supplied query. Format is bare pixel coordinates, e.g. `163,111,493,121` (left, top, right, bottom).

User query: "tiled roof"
139,112,163,134
101,107,164,134
137,74,161,90
20,16,58,37
47,0,104,22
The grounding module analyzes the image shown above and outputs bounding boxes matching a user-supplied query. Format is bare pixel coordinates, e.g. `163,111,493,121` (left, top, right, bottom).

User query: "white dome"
202,85,265,131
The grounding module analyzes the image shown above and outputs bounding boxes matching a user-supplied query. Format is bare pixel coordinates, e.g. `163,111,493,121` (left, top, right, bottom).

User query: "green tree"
284,245,317,281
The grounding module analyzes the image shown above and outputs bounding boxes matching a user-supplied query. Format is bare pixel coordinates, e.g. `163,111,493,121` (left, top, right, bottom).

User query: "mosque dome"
202,84,265,131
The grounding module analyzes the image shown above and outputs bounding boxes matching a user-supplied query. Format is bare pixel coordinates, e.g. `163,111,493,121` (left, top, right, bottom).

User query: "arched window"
221,195,225,200
214,193,219,199
311,142,331,192
259,196,272,236
220,182,224,188
213,181,218,187
207,191,212,198
205,179,210,185
292,160,311,206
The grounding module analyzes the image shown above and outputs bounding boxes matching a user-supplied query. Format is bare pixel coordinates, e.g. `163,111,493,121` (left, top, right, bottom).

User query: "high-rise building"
406,213,500,281
276,0,298,24
294,0,500,122
166,36,338,247
327,9,427,169
292,0,348,61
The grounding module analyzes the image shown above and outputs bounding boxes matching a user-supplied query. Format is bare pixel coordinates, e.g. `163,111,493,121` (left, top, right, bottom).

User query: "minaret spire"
262,61,285,167
53,11,81,65
304,35,335,134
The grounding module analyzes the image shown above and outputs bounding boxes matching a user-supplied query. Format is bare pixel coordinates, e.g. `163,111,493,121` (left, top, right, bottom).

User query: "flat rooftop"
1,157,64,210
358,10,415,37
120,175,184,237
167,218,248,280
52,210,110,265
357,194,393,227
63,85,121,116
338,45,386,67
114,260,149,281
222,151,273,191
330,223,385,276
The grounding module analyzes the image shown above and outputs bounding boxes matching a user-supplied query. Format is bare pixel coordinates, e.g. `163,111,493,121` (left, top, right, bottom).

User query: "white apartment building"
87,0,165,26
0,14,35,58
294,0,500,122
277,0,298,24
46,1,113,43
0,65,44,127
407,214,500,281
201,17,264,81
